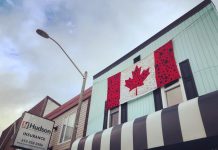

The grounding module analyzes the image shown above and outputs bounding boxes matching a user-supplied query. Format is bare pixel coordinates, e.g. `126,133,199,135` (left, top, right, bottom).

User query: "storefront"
81,0,218,149
86,0,218,134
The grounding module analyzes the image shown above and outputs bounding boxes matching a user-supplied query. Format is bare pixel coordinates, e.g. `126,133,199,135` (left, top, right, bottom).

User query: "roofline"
27,97,48,117
48,97,91,120
45,87,92,120
93,0,212,80
41,97,48,117
46,96,61,106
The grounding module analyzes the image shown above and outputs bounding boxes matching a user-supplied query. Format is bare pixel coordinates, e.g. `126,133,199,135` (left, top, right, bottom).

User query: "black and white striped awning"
72,91,218,150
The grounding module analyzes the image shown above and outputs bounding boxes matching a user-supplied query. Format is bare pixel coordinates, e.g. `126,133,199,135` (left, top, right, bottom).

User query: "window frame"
58,113,76,144
160,65,187,108
107,106,121,128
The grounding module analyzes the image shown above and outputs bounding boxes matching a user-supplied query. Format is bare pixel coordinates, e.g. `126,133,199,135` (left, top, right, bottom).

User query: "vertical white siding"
43,100,59,117
128,93,155,121
173,4,218,95
86,81,106,135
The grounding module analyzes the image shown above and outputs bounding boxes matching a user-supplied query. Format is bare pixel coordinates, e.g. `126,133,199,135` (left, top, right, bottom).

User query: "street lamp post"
36,29,87,149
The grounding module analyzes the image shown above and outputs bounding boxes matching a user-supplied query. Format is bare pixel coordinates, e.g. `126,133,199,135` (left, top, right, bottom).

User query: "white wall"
43,99,60,117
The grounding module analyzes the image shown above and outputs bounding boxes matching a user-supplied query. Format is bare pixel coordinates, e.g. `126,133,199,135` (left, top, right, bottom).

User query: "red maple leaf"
125,65,150,95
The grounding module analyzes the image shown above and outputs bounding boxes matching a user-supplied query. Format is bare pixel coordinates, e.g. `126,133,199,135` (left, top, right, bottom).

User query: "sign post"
13,112,54,150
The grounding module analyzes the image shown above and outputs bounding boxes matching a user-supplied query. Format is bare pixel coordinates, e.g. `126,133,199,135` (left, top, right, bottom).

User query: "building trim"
93,0,211,79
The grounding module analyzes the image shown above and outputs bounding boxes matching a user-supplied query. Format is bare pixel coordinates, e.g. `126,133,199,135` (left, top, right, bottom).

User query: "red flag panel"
106,72,121,110
154,40,180,88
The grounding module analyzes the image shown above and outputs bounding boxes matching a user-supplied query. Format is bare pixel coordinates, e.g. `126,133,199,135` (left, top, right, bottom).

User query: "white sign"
13,112,54,150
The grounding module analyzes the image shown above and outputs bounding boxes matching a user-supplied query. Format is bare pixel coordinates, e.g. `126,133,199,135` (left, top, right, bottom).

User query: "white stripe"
147,110,164,148
84,134,94,150
178,98,206,142
71,138,81,150
100,127,112,150
121,121,134,150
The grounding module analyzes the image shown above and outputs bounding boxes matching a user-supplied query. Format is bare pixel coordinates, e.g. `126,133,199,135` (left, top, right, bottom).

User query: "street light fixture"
36,29,87,149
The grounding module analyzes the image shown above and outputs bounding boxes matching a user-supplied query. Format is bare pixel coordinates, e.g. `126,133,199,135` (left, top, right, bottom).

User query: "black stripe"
198,91,218,137
121,103,128,123
92,131,103,150
179,59,198,100
133,115,147,150
103,102,108,130
78,136,87,150
110,125,122,150
161,104,183,146
153,88,163,111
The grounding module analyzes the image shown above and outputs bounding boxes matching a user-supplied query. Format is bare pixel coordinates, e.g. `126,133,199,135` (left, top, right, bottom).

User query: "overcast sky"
0,0,218,135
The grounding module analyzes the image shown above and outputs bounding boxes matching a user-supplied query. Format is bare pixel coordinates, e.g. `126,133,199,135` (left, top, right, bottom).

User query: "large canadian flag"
106,40,180,110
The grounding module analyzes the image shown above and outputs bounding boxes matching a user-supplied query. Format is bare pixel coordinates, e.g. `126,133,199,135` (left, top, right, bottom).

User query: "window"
59,113,75,143
109,107,119,127
166,85,183,107
103,105,125,129
161,79,187,108
133,55,141,63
